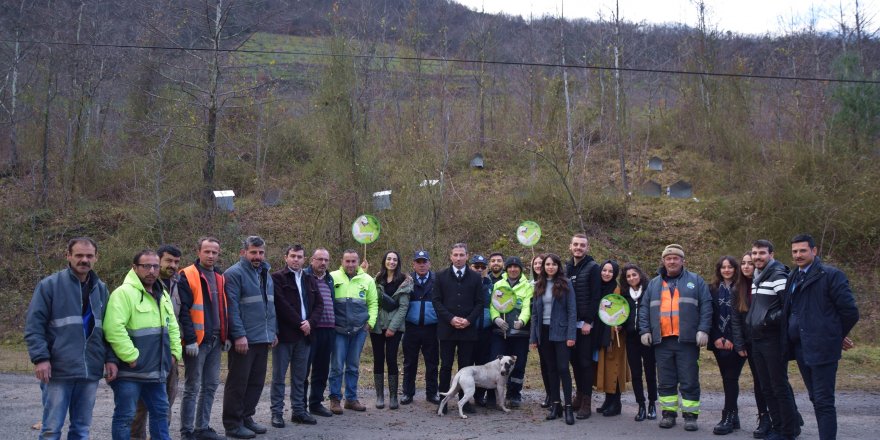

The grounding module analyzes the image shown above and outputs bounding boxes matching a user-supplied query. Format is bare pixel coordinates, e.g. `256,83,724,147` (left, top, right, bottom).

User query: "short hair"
284,244,305,256
489,252,504,260
572,233,588,241
752,239,774,253
197,236,220,251
67,237,97,254
157,244,182,259
242,235,265,250
312,247,329,257
342,248,360,258
132,249,158,265
791,234,816,248
450,242,468,253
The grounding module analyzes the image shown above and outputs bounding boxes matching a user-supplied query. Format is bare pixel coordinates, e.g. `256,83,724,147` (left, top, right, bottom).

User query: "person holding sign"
594,260,629,417
529,253,577,425
489,256,534,409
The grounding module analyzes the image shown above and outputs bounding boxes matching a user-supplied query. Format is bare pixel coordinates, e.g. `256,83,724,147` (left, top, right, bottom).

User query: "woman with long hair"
621,263,657,421
709,256,747,434
529,253,577,425
530,253,553,409
594,260,629,417
371,250,412,409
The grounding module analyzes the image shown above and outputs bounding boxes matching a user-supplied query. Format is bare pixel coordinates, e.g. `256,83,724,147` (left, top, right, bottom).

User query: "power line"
5,38,880,85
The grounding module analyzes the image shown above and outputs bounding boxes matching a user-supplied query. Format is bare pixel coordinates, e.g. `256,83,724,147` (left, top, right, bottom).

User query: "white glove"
696,331,709,347
185,343,199,358
494,317,509,332
641,333,652,347
222,340,232,352
513,320,524,330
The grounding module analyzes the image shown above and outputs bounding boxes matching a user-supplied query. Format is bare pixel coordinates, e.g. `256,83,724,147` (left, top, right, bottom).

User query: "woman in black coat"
709,256,747,435
620,263,657,421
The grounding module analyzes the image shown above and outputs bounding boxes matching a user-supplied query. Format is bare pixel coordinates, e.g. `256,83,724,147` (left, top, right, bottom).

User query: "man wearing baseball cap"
400,250,440,405
469,255,495,407
638,244,712,432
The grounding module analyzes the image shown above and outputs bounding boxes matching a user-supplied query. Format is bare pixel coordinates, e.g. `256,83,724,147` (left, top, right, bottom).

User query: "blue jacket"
406,271,438,326
639,267,712,344
530,279,577,343
225,257,277,344
25,268,114,381
782,258,859,366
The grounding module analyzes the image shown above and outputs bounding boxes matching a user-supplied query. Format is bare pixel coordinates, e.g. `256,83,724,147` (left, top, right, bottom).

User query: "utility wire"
5,38,880,85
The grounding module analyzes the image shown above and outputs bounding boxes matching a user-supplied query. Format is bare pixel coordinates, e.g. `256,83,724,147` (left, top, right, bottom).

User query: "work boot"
714,409,733,435
635,402,647,421
572,392,582,411
564,404,575,425
660,410,677,429
374,374,385,409
683,412,699,432
753,412,771,438
647,401,657,420
576,398,592,419
344,399,366,411
546,402,562,420
388,375,399,409
731,409,740,430
270,413,285,428
329,397,343,415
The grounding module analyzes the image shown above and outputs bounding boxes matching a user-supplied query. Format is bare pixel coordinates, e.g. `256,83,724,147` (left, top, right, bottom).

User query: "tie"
794,270,806,292
456,270,463,280
419,276,425,285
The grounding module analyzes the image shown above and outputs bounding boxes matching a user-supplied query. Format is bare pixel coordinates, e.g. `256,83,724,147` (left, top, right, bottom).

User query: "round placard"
351,214,381,244
516,221,542,247
598,294,630,326
491,285,516,314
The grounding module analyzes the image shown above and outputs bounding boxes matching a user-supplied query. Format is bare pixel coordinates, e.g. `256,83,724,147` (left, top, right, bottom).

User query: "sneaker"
329,397,343,415
343,399,366,411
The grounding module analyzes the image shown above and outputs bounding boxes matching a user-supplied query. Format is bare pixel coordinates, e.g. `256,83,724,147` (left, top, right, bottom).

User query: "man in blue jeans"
327,249,378,414
25,237,117,440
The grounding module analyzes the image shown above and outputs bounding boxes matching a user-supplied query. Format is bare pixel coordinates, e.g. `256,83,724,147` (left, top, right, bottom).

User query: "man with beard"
487,253,505,285
302,248,336,417
565,233,601,419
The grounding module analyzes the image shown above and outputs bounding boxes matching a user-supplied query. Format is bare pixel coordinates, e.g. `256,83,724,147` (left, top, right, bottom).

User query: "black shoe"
753,413,771,438
243,417,267,434
546,402,562,420
475,396,487,407
635,403,647,421
292,413,317,425
225,426,256,439
602,394,621,417
659,411,677,429
400,394,414,405
427,394,441,405
541,394,551,409
647,401,657,420
508,396,522,409
309,404,333,417
181,432,197,440
194,427,224,440
714,409,734,435
270,413,285,428
797,411,804,427
463,402,477,414
597,394,610,413
564,404,575,425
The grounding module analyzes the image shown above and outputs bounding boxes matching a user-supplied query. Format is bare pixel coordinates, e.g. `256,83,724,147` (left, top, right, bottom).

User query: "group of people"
24,233,858,440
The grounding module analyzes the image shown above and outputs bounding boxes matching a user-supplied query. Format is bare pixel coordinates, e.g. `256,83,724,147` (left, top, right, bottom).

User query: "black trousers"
222,343,269,430
304,327,334,408
401,324,438,398
714,350,746,411
794,344,839,440
439,339,474,395
370,331,403,376
745,342,769,415
570,331,595,399
752,335,799,437
538,325,573,404
489,334,530,398
625,332,657,403
472,327,494,401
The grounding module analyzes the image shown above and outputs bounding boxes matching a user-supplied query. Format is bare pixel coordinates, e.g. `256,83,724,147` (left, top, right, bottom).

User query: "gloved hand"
641,333,652,347
494,317,509,332
513,320,523,330
222,340,232,352
696,331,709,347
185,343,199,358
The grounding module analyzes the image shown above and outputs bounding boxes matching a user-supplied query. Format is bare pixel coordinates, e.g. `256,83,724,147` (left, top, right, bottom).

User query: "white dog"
437,355,517,419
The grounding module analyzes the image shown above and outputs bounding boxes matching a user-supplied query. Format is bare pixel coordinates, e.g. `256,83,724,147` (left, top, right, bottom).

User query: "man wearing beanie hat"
638,244,712,432
488,256,534,408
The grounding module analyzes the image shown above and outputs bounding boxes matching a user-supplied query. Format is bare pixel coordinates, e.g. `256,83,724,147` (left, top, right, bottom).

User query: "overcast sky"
453,0,875,36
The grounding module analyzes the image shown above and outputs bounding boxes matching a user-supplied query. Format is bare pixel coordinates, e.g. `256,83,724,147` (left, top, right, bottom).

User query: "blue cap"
470,255,487,265
413,250,430,261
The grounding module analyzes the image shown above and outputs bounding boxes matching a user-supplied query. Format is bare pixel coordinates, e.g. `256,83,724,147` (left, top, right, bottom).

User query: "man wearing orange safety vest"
178,237,229,440
638,244,712,432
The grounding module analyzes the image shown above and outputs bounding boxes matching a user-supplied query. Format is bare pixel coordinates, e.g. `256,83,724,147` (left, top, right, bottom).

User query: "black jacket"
781,258,859,365
744,259,789,340
566,256,602,326
708,282,737,355
432,266,485,341
271,268,323,344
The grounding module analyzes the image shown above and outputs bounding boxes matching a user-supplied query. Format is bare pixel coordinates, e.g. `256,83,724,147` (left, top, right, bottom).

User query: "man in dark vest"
400,250,440,405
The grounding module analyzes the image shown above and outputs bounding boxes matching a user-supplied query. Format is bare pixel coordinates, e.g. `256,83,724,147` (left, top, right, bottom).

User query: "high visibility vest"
660,280,680,337
181,265,228,345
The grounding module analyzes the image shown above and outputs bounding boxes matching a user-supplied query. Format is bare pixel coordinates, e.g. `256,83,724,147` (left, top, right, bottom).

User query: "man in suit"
270,244,323,428
400,250,440,405
432,243,486,414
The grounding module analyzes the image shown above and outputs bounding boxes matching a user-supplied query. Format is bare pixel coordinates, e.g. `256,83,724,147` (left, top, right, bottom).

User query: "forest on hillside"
0,0,878,333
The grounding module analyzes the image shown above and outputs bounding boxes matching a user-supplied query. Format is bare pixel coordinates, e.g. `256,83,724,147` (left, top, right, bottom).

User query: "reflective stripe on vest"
181,265,228,345
660,281,680,337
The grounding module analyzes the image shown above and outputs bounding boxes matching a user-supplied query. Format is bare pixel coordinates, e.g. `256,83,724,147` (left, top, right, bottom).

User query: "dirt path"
2,372,878,439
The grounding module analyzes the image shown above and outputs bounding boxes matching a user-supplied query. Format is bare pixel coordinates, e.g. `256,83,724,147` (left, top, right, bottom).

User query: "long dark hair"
530,253,546,280
619,263,648,292
711,255,741,290
533,253,569,299
376,250,405,286
734,252,753,313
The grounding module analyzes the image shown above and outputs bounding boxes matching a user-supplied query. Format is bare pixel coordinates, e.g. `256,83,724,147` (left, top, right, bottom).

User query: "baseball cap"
413,250,430,261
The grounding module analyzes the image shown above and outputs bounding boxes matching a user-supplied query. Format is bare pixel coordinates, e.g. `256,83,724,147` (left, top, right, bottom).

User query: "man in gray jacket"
25,237,117,440
222,236,278,439
639,244,712,432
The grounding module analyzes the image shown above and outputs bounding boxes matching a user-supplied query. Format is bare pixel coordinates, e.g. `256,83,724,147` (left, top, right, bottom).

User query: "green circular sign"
598,294,630,326
516,221,542,247
491,285,516,314
351,214,381,244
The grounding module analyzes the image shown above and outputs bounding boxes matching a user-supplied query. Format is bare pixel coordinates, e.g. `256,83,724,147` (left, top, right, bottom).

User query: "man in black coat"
565,233,602,419
432,243,485,414
782,234,859,440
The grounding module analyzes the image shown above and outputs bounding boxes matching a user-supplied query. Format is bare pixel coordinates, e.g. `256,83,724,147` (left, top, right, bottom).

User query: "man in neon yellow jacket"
327,249,378,414
105,250,182,440
489,256,533,408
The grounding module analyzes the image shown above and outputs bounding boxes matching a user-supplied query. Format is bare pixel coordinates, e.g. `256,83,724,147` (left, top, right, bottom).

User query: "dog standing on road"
437,355,517,419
